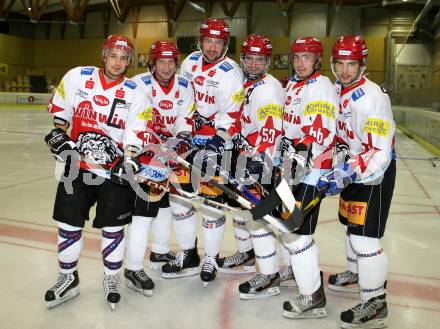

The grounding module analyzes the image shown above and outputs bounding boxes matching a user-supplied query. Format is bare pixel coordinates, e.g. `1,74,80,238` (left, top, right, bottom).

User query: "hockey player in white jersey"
165,18,243,286
317,35,396,329
124,40,195,295
280,37,338,319
43,35,151,310
217,34,288,299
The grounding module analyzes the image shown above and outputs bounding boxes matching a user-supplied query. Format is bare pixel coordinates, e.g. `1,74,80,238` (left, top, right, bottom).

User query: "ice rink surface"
0,108,439,329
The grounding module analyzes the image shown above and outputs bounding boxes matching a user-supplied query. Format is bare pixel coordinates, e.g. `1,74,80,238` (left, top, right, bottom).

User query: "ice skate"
238,272,280,300
218,249,256,274
161,247,200,279
328,270,360,293
149,251,176,271
103,273,121,311
45,271,80,309
340,294,388,329
200,255,219,287
124,269,154,297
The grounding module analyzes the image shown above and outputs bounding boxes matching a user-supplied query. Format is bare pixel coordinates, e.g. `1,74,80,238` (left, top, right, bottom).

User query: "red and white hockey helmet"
102,34,134,64
241,34,272,57
290,37,324,58
199,18,230,40
149,40,180,64
332,35,368,64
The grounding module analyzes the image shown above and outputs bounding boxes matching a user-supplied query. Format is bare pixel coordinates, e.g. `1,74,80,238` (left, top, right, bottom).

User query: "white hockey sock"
232,215,252,253
202,206,226,258
346,230,358,274
151,207,172,254
57,222,83,274
279,240,291,267
284,233,320,296
102,226,125,275
249,223,278,275
350,235,387,302
125,216,152,271
170,196,197,250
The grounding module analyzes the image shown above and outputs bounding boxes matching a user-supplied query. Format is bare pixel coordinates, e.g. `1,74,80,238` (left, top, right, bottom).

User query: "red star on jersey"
301,115,330,145
353,132,381,173
256,116,282,154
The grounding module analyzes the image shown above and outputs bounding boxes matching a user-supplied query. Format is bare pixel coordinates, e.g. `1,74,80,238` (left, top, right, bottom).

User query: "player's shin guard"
350,235,387,302
57,222,83,273
283,233,321,296
232,215,252,253
248,221,279,275
125,216,152,271
102,227,125,310
170,196,197,250
151,207,173,255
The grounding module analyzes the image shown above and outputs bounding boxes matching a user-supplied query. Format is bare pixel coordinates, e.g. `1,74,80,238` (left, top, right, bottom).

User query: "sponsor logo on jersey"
139,165,170,182
195,91,215,104
191,65,197,72
190,53,201,61
195,76,205,86
154,115,177,126
80,67,94,76
363,118,389,137
351,88,365,101
343,98,350,109
56,80,66,99
219,62,233,72
93,95,110,106
158,100,173,110
175,90,180,98
304,101,336,120
115,88,125,99
232,89,245,104
285,95,292,106
177,76,188,88
138,107,153,121
85,78,94,89
207,80,219,88
124,80,137,89
75,89,88,99
192,135,210,147
208,70,216,77
257,104,283,121
141,75,152,85
283,112,301,125
339,198,367,226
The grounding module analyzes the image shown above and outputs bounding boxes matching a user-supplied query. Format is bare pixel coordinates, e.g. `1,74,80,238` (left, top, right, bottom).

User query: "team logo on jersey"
85,78,94,89
208,70,216,77
115,88,125,99
191,65,197,72
257,104,283,121
152,88,156,97
158,100,173,110
77,132,122,165
338,198,367,226
93,95,110,106
232,89,245,104
363,118,389,137
343,98,350,109
283,112,301,125
195,76,205,86
56,80,66,99
175,90,180,98
338,120,354,139
285,96,291,106
304,101,336,120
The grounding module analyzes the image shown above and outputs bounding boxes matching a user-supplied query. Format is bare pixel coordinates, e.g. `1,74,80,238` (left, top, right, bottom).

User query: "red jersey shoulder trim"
340,76,366,97
292,71,321,90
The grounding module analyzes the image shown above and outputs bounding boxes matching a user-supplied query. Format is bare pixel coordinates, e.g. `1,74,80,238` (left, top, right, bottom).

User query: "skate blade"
239,287,280,300
219,265,256,274
341,319,387,329
202,281,210,288
282,307,327,319
125,280,153,297
149,262,161,271
328,283,360,293
161,267,200,279
108,302,116,311
280,280,298,288
46,287,80,309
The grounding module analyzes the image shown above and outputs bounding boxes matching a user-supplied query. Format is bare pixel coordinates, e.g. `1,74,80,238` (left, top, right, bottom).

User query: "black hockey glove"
44,128,78,162
199,132,226,171
280,142,312,185
110,156,141,186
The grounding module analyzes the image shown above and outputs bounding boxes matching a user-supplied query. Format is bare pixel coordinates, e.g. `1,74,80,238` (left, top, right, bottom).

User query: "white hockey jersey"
180,52,244,147
336,76,395,183
239,74,284,158
48,66,151,178
131,72,194,142
283,72,338,185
